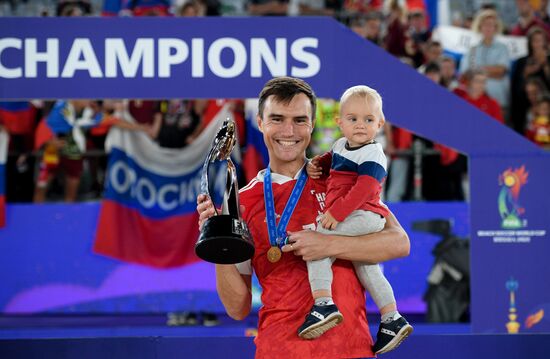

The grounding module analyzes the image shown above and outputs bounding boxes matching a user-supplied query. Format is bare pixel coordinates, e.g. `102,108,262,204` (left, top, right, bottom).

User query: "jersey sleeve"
328,175,384,221
235,259,252,275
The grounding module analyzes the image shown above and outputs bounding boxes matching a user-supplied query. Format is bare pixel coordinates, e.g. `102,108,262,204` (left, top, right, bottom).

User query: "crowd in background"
1,0,550,204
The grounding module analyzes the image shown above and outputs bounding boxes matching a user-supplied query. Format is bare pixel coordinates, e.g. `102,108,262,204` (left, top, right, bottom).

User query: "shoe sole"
298,312,344,340
375,324,414,354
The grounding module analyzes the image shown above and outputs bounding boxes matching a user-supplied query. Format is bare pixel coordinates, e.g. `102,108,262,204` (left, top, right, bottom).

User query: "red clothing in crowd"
391,126,414,154
454,88,504,123
509,17,550,37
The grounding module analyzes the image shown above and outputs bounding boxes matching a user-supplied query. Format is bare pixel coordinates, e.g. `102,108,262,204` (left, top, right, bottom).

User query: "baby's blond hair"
340,85,385,120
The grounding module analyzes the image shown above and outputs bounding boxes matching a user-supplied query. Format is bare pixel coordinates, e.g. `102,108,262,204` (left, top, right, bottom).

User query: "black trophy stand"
195,160,254,264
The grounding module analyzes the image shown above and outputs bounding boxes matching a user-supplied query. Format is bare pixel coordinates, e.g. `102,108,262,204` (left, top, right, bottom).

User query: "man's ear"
379,118,385,129
256,115,263,133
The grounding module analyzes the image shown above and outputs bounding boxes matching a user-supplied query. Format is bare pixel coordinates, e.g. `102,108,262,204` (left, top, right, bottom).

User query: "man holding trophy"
196,77,410,358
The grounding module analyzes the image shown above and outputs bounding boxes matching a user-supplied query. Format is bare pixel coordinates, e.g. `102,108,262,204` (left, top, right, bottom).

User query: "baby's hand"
307,156,322,179
320,211,339,230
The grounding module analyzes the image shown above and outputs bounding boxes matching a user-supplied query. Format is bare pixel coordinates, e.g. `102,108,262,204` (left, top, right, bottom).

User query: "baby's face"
337,96,384,148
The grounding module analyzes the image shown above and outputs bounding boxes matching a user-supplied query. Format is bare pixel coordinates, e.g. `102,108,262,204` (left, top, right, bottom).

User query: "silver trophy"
195,119,254,264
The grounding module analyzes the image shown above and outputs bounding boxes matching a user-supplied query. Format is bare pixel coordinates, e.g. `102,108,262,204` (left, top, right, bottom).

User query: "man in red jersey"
197,77,410,358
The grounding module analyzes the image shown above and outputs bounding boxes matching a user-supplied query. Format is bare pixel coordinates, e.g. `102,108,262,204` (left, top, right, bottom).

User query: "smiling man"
197,76,410,358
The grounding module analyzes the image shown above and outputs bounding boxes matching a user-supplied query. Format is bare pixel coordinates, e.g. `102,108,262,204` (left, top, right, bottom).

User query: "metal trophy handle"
195,119,254,264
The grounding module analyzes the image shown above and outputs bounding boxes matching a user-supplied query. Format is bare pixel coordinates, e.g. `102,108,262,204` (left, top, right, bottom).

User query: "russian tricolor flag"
93,104,235,268
0,130,7,228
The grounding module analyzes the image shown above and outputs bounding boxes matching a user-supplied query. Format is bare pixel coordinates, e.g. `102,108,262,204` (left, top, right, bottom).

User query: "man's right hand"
196,194,246,230
196,194,216,229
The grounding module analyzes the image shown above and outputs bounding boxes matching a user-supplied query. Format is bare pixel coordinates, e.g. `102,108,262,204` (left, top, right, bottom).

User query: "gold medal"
267,246,282,263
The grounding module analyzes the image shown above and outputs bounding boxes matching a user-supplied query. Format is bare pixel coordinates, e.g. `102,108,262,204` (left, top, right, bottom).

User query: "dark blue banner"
470,156,550,333
0,17,327,99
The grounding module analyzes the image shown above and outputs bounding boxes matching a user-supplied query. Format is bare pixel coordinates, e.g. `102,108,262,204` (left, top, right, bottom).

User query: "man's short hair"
258,77,317,119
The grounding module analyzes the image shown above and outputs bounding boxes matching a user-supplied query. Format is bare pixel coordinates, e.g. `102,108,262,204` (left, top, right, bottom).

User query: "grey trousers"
308,210,396,310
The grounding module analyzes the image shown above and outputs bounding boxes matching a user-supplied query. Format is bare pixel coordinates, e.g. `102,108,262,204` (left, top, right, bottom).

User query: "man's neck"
269,158,306,178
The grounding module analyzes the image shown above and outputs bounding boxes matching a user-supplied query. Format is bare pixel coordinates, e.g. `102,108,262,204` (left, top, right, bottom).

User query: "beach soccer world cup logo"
498,166,529,229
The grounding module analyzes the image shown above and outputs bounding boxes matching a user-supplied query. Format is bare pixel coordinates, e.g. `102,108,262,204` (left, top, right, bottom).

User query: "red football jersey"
239,169,374,359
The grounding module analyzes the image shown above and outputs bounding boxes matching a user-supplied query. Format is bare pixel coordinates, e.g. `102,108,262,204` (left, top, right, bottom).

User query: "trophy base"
196,216,254,264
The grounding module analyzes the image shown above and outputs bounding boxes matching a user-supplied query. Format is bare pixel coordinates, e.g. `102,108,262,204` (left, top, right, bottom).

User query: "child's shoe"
298,304,344,339
372,316,413,354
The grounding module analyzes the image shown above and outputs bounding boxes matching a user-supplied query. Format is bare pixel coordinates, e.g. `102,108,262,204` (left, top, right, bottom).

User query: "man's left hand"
281,230,332,261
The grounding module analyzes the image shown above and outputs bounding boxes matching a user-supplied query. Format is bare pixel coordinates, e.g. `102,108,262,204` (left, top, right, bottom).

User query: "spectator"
459,9,510,118
510,26,550,133
525,93,550,148
98,100,156,135
454,69,504,123
536,0,550,25
128,100,163,132
152,100,203,149
424,41,443,64
385,124,413,202
418,41,443,74
451,10,465,28
177,1,204,16
524,76,549,127
57,0,92,16
349,14,369,39
423,61,442,84
246,0,288,16
296,0,339,16
440,55,459,90
385,3,430,68
87,100,155,197
341,0,382,16
405,9,431,68
510,0,550,37
127,0,171,16
33,100,100,203
218,0,247,15
384,0,408,58
364,11,384,46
